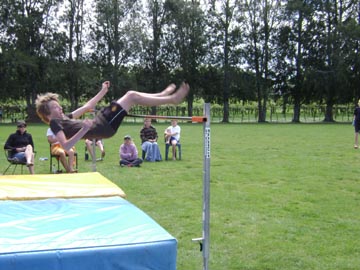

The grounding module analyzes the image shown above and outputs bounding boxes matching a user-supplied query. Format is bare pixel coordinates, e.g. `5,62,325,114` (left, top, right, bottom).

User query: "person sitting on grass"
119,135,143,167
35,81,189,151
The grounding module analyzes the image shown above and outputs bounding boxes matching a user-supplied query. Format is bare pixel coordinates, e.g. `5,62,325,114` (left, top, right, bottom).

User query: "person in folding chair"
4,120,35,174
164,119,181,160
47,128,77,173
140,118,162,162
85,138,105,161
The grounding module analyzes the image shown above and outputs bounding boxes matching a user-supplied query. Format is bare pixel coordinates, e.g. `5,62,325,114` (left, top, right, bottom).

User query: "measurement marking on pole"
205,127,211,159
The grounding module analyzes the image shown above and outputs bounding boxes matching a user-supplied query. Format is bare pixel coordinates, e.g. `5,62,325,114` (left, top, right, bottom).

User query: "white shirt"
166,125,181,141
47,128,59,145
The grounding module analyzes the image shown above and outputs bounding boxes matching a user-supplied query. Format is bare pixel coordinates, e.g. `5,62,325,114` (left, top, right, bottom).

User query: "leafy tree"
61,0,88,110
279,0,316,122
304,0,358,122
136,0,172,117
141,0,170,90
1,0,360,123
337,1,360,105
242,0,283,122
0,0,59,121
198,65,223,103
163,0,207,116
90,0,145,100
205,0,242,122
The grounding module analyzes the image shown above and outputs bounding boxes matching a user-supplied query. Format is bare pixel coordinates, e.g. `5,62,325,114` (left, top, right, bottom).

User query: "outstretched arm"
71,81,110,119
55,119,92,151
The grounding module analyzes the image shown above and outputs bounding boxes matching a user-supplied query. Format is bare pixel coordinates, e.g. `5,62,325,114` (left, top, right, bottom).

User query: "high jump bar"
127,114,207,123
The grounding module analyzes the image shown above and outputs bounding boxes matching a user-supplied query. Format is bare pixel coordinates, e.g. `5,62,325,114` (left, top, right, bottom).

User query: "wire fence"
0,104,354,124
125,104,354,123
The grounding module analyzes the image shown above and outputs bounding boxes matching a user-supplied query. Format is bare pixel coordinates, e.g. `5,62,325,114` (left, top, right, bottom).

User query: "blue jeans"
11,152,26,162
119,158,143,167
142,142,162,162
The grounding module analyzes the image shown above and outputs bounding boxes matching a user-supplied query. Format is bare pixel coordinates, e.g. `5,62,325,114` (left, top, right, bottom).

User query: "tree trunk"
26,105,42,123
292,97,301,123
324,102,335,122
258,98,266,122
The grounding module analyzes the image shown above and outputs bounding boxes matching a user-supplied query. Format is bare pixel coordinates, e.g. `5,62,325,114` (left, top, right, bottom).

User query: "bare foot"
172,82,190,104
160,84,176,96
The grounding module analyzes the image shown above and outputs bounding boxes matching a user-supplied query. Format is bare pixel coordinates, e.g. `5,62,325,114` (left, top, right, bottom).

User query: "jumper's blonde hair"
35,92,60,124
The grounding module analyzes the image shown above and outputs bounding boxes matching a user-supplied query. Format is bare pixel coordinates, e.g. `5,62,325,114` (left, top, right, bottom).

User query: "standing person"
85,139,105,161
4,120,35,174
47,128,77,173
119,135,143,167
353,99,360,149
164,119,181,160
140,118,162,162
35,81,189,151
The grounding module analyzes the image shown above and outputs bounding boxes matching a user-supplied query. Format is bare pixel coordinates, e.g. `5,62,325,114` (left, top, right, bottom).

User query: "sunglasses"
17,125,26,128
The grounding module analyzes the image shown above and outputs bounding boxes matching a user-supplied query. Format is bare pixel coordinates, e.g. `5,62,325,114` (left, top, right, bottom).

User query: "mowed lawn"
1,122,360,270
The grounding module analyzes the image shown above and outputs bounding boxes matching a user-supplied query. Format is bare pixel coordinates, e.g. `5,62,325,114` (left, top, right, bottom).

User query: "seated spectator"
85,139,105,161
47,128,77,173
164,119,181,160
119,135,143,167
140,118,162,162
4,120,35,174
165,127,172,143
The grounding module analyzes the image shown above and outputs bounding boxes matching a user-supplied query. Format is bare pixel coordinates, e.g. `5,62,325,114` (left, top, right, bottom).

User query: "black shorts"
355,122,360,133
101,101,128,132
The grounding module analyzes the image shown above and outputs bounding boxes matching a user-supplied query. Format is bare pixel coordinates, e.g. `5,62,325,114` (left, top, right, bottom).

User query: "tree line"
0,0,359,123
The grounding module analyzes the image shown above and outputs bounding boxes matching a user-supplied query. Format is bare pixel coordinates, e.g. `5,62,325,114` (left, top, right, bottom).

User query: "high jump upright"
191,103,211,270
202,103,211,270
130,103,211,270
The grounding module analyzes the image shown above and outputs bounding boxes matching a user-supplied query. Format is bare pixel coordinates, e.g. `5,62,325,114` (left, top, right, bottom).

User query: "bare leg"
86,140,96,160
355,132,359,148
28,156,35,174
25,145,33,165
117,82,189,112
58,152,70,172
67,149,75,172
126,84,176,99
97,141,105,159
172,141,177,160
165,134,170,144
25,145,35,174
150,84,176,97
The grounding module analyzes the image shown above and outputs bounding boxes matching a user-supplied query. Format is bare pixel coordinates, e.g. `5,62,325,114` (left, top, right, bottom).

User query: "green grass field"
1,122,360,270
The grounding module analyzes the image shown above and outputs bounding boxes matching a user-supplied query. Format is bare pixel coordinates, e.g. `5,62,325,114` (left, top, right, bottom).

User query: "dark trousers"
120,158,143,167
